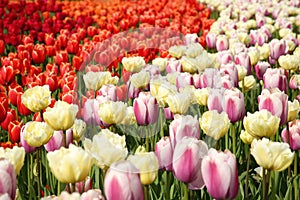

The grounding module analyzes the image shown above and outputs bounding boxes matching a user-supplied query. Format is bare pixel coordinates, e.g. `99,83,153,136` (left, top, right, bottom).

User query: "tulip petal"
133,99,147,125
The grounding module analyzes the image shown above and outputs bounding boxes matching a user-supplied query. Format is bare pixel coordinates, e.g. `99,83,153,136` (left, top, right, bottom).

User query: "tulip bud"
269,39,288,60
224,88,245,123
216,35,229,51
8,120,22,143
281,120,300,151
255,61,270,80
155,137,173,171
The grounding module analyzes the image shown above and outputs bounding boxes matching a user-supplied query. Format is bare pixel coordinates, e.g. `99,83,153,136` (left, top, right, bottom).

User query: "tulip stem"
165,171,170,200
183,183,189,200
245,146,250,200
231,123,236,155
57,181,61,195
36,148,41,199
144,185,149,200
262,168,270,200
294,153,298,200
146,128,149,152
63,130,66,148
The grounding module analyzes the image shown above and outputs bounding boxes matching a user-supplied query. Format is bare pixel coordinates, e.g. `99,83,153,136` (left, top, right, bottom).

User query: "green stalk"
183,183,189,200
146,128,149,152
36,149,41,199
144,185,149,200
231,123,236,155
245,145,250,199
165,171,170,200
262,168,270,200
294,153,298,200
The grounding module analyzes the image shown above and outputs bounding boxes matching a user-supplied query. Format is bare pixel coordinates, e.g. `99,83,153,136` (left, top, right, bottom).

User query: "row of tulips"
0,0,217,199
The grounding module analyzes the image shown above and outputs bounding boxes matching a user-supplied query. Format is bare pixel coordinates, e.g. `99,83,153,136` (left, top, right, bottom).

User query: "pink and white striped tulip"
224,88,245,123
216,35,229,52
0,158,17,200
104,160,143,200
155,136,173,171
234,52,252,75
255,61,270,80
207,89,224,113
206,32,217,49
269,39,288,60
263,68,287,92
44,130,73,152
281,120,300,151
201,148,239,200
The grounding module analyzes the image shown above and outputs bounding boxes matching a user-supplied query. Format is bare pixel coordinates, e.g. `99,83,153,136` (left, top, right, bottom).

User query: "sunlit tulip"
185,43,203,58
251,138,294,171
257,43,270,60
223,88,245,122
278,54,300,71
83,71,119,92
20,127,36,153
23,121,53,147
121,56,145,73
207,89,224,113
281,120,300,151
199,110,230,140
47,144,94,183
234,52,251,75
152,57,167,72
240,130,256,144
200,68,223,89
150,77,177,105
84,129,127,169
166,59,182,73
254,61,270,80
8,120,22,143
133,92,159,126
166,90,191,115
194,88,209,106
98,101,127,125
155,137,173,171
289,74,300,90
201,149,239,200
97,85,117,101
258,89,288,125
43,101,78,131
83,97,108,126
172,137,208,184
206,32,217,49
168,45,186,58
128,148,159,185
0,158,16,199
180,56,198,73
104,160,144,200
130,71,150,89
0,146,25,174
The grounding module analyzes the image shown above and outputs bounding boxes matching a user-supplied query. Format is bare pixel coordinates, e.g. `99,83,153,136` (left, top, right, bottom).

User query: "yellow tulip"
251,138,294,171
130,71,150,89
83,71,118,91
0,146,25,174
21,85,51,112
240,130,257,144
121,56,145,73
98,101,127,124
23,122,54,147
287,100,300,122
166,90,191,115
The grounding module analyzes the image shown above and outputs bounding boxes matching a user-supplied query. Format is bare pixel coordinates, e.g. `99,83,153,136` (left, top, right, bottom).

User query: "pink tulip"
176,72,193,90
249,30,268,46
263,68,287,92
127,81,141,99
234,52,252,75
44,130,73,152
155,137,173,171
104,160,143,200
172,137,208,183
258,89,288,125
164,107,174,120
185,33,199,45
281,120,300,151
97,84,117,101
216,35,229,51
289,75,300,90
216,50,233,65
200,68,223,89
207,89,224,113
201,148,239,200
81,189,105,200
220,63,238,87
133,92,159,125
169,115,200,149
166,59,182,73
255,61,270,80
83,97,109,126
255,14,266,28
221,75,235,89
269,39,288,60
224,88,245,123
193,74,201,89
66,176,92,193
20,126,36,153
206,32,217,49
0,158,17,200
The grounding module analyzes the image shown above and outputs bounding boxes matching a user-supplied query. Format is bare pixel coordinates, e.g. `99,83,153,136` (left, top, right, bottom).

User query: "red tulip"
32,44,46,64
72,55,83,71
0,94,8,123
1,109,17,130
0,39,5,55
17,93,32,116
8,120,23,143
0,65,15,85
66,39,79,54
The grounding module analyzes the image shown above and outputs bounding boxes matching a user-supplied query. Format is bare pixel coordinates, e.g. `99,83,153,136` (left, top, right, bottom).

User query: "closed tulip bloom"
243,110,280,138
172,137,208,183
206,32,217,49
185,33,199,45
240,130,257,144
257,43,270,60
150,77,177,106
97,85,117,101
200,68,223,89
128,149,159,185
47,144,94,183
254,61,270,80
83,71,119,91
216,50,233,65
81,189,105,200
289,74,300,90
121,56,145,73
207,89,224,113
23,121,54,147
239,75,257,92
20,127,36,153
258,89,288,125
72,119,86,142
269,39,288,60
98,101,127,125
201,149,239,200
166,90,191,115
278,54,300,71
83,97,108,126
169,115,200,149
84,129,127,170
199,110,230,140
104,160,144,200
216,35,229,51
0,146,25,174
220,63,239,87
0,158,17,199
155,137,173,171
234,52,252,75
133,92,159,126
194,88,209,106
185,43,203,58
251,138,294,171
152,57,167,72
44,130,73,152
130,71,150,89
44,101,78,131
21,85,51,112
180,56,198,74
281,120,300,151
168,45,186,58
166,59,182,73
287,100,300,122
224,88,245,123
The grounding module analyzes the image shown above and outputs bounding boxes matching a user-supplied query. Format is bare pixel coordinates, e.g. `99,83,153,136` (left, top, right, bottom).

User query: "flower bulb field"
0,0,299,199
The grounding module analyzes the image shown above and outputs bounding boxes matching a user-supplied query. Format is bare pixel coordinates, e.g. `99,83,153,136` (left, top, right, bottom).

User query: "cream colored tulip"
43,101,78,131
0,146,25,174
194,88,209,106
251,138,294,171
122,56,145,73
130,71,150,89
257,43,270,61
150,77,177,106
239,75,257,92
243,110,280,138
287,100,300,122
72,119,86,142
235,65,247,81
166,90,191,115
23,122,54,147
278,54,300,71
185,43,203,58
180,57,198,74
47,144,94,183
152,57,167,72
120,106,136,125
248,47,260,66
98,101,127,124
128,148,159,185
240,130,257,144
199,110,230,140
83,71,118,91
83,129,127,170
21,85,51,112
168,45,186,58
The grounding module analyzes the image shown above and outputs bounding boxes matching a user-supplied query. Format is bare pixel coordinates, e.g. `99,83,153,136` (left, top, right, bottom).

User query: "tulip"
201,149,239,200
104,160,144,200
206,32,217,49
199,110,230,140
0,146,25,174
164,107,174,120
71,119,87,142
133,92,159,126
97,84,117,101
22,121,53,147
83,71,119,92
32,44,46,64
83,98,108,126
251,138,294,171
20,127,36,153
47,144,94,183
216,35,229,51
128,149,159,185
98,101,127,125
254,61,270,80
165,90,191,115
8,82,23,107
166,59,182,73
168,45,186,58
243,110,280,138
258,89,288,125
152,57,167,72
269,39,288,60
0,95,8,123
172,137,208,184
43,101,78,131
185,43,203,58
289,74,300,90
150,77,177,105
121,56,145,73
17,93,32,116
200,68,223,89
1,109,17,131
176,72,193,90
234,52,252,75
130,71,150,89
8,120,22,143
44,130,73,152
239,75,257,92
21,85,51,112
83,129,127,170
180,56,198,74
207,89,224,113
216,50,233,65
220,63,239,87
224,88,245,123
0,158,17,199
155,137,173,171
278,54,300,71
240,130,256,144
0,65,15,85
287,100,300,122
185,33,199,45
81,189,105,200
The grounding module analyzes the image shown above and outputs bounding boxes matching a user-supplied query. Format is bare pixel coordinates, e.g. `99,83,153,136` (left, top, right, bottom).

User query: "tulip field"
0,0,300,199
